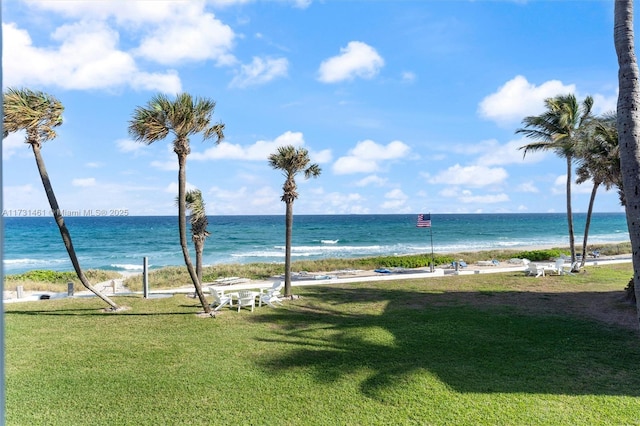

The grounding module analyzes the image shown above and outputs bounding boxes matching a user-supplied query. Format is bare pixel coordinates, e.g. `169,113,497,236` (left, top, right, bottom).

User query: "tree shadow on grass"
255,286,640,399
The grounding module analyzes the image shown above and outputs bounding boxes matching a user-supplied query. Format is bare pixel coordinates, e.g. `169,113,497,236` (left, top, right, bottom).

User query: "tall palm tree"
185,189,210,284
614,0,640,324
3,88,120,310
516,93,594,266
268,145,321,298
575,113,622,267
129,93,224,315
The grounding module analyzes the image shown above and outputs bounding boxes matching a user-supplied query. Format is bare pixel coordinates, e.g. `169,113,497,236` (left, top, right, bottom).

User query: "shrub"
513,249,567,262
625,278,636,304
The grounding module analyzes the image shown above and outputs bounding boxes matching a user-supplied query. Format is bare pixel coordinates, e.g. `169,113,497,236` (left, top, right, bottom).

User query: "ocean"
2,213,630,275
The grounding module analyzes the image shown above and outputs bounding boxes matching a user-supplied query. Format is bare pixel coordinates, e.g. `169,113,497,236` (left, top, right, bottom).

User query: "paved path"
4,256,633,303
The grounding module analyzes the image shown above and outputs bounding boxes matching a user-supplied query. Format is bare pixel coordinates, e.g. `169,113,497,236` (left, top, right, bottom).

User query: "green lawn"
5,264,640,425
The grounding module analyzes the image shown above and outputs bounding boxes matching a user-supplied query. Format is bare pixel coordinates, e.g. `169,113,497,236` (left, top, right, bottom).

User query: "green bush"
513,249,567,262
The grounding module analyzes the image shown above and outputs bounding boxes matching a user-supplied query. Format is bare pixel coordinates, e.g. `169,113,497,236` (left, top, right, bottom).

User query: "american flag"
417,213,431,228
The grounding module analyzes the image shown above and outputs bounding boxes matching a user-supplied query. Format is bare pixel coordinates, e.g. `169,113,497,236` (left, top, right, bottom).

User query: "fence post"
143,257,149,299
67,282,74,297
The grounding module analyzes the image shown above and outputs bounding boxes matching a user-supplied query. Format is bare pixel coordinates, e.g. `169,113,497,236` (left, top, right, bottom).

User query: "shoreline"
3,240,632,278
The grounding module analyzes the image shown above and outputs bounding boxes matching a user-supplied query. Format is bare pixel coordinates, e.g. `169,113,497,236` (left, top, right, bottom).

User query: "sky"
1,0,627,216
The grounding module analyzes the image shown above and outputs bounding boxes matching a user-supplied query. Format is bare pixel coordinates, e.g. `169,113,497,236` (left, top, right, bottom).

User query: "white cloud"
164,181,197,194
592,92,617,115
458,192,510,204
476,138,545,166
318,41,384,83
516,181,539,193
429,164,508,187
72,178,96,187
3,22,181,92
151,160,179,171
2,131,28,159
321,191,368,213
333,140,410,175
229,57,289,88
133,8,236,66
116,139,146,154
27,1,191,23
381,189,409,210
210,0,311,8
478,75,575,125
191,131,306,161
355,175,388,187
312,149,333,164
401,71,416,83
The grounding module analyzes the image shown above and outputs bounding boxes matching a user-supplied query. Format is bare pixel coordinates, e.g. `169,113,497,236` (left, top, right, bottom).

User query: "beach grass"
5,262,639,425
121,243,632,291
3,269,122,292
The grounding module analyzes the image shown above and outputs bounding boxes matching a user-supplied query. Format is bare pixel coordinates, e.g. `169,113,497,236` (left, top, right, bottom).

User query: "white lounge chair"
209,288,233,311
259,282,284,308
237,290,258,312
525,263,544,278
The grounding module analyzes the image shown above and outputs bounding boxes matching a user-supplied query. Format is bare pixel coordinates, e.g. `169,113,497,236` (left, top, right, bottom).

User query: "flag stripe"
417,213,431,228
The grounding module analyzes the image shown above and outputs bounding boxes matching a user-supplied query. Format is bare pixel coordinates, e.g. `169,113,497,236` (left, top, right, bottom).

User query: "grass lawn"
5,263,640,425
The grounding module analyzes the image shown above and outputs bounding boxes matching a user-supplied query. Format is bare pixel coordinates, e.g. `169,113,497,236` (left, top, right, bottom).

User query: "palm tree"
516,93,594,267
185,189,210,284
614,0,640,324
129,93,224,315
268,145,321,298
3,88,120,310
575,113,621,267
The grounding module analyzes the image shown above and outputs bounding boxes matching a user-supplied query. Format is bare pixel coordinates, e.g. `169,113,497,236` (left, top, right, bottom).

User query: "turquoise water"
2,213,630,274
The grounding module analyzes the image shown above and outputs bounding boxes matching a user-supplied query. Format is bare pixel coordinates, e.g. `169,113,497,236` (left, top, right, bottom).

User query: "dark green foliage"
5,269,120,285
626,278,636,304
513,249,568,262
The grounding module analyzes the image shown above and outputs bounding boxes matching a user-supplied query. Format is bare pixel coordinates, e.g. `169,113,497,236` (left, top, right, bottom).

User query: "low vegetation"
119,242,632,291
4,269,121,292
5,263,639,425
4,242,632,293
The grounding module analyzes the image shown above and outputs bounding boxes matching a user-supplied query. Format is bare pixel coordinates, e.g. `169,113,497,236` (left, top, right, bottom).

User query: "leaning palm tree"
517,93,594,267
129,93,224,316
185,189,210,284
614,0,640,324
268,145,321,298
575,113,622,267
3,88,120,310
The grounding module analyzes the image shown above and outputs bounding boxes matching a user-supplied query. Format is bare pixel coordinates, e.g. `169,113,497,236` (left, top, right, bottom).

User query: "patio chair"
259,282,284,308
554,258,566,275
209,288,233,311
237,290,257,312
525,263,544,278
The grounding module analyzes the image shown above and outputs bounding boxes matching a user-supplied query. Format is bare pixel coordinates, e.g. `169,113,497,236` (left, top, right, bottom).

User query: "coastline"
3,213,630,275
4,243,633,303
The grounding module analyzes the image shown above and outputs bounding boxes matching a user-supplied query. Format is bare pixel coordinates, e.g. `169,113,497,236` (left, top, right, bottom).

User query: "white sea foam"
321,239,339,244
111,263,145,271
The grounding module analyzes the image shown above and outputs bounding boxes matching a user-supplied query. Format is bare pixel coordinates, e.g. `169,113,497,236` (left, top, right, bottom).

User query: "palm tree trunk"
32,145,119,310
284,201,293,298
565,156,576,263
615,0,640,328
580,183,599,268
177,153,211,314
195,239,204,284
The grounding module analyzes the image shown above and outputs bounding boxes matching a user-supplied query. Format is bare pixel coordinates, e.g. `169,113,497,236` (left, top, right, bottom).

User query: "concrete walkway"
3,255,632,304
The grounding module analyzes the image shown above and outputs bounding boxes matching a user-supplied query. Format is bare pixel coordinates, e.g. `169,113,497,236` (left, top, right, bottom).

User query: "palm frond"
3,87,64,144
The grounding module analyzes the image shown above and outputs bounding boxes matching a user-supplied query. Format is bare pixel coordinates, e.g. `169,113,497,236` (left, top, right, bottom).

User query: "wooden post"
143,257,149,298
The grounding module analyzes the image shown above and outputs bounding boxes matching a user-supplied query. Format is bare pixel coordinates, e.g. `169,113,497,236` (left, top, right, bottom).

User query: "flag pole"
429,212,434,272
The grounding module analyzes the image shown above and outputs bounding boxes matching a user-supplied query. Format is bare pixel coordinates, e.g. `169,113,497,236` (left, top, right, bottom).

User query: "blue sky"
1,0,625,216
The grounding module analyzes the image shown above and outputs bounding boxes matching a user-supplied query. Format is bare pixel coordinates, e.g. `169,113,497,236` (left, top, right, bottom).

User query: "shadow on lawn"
256,286,640,399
